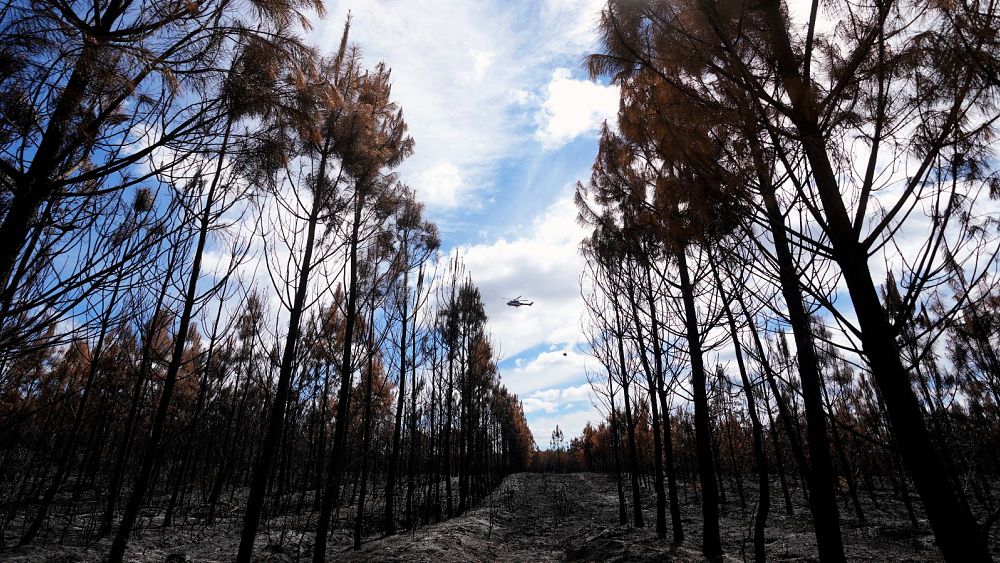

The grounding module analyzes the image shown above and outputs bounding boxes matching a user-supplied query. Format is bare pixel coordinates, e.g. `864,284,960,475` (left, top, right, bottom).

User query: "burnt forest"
1,0,1000,561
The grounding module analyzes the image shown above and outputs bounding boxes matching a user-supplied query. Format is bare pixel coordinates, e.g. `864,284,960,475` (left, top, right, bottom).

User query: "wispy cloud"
309,1,609,216
306,0,612,444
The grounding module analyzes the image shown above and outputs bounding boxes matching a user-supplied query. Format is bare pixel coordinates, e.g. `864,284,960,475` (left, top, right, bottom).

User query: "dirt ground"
5,472,987,561
340,472,959,562
340,472,706,562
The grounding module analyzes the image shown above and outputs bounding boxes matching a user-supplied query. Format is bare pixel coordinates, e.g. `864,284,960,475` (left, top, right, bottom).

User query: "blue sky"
306,0,616,448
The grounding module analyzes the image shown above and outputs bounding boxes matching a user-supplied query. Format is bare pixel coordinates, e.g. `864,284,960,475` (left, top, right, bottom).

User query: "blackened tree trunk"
102,252,176,535
314,190,365,563
405,269,424,526
109,166,221,563
612,299,644,529
762,384,794,516
20,275,123,545
625,267,666,537
749,135,845,562
758,4,987,558
607,356,629,526
713,256,768,562
384,252,410,535
444,325,455,518
658,400,684,543
676,249,721,560
643,264,684,543
237,145,329,563
354,307,378,549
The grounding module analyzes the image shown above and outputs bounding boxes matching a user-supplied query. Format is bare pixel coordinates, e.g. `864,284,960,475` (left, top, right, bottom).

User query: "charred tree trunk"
21,277,123,545
109,166,220,563
676,248,721,560
354,307,378,549
626,268,666,537
613,299,644,529
384,258,410,535
713,257,769,562
758,4,987,558
314,188,365,562
237,152,327,563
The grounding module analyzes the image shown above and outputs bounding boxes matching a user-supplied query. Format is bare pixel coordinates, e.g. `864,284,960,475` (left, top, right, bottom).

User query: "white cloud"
504,349,590,397
520,383,595,414
536,0,607,58
560,383,592,402
534,68,619,150
532,388,562,402
302,0,615,445
508,88,535,106
411,161,464,208
309,1,612,216
459,189,587,357
522,397,558,414
311,2,525,212
468,49,496,82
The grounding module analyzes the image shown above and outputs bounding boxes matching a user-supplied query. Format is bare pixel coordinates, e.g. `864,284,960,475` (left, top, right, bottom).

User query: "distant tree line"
0,2,533,559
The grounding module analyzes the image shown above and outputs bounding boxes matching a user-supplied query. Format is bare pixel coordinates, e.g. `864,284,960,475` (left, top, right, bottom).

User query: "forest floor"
339,472,706,562
5,471,988,561
342,472,956,562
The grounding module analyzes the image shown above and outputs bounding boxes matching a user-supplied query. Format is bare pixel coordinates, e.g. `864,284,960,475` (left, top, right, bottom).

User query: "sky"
306,0,617,449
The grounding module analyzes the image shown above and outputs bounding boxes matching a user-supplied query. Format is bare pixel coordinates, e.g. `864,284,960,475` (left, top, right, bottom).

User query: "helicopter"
505,296,534,307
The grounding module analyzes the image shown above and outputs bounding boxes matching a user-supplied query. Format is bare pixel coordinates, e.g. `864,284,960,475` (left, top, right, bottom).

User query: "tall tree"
313,50,415,562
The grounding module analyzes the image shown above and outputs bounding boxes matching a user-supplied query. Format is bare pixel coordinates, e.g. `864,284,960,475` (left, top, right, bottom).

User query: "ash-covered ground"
343,472,956,562
7,472,988,561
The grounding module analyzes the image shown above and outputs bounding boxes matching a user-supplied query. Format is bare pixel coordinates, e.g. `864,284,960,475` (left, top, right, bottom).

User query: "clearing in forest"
344,472,950,562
